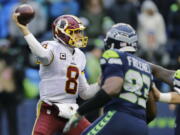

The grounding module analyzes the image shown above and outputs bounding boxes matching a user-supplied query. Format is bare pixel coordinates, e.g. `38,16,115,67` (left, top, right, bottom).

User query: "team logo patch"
60,53,66,60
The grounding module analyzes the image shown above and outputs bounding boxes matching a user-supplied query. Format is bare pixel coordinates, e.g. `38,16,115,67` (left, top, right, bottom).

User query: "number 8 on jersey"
65,66,79,94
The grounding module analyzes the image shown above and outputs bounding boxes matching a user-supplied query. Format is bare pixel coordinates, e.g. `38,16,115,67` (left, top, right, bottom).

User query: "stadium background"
0,0,179,135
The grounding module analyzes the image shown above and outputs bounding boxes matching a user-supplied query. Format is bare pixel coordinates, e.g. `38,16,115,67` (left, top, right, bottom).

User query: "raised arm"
12,13,53,65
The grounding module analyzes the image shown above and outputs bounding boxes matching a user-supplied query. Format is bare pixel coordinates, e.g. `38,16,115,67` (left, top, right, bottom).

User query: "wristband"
159,93,172,103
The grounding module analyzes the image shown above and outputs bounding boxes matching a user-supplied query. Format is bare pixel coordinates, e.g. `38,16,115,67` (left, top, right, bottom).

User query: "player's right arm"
152,84,180,104
12,13,53,65
149,63,174,86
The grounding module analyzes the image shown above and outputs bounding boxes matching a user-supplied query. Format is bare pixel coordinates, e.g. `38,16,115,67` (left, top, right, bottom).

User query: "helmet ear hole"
59,20,67,29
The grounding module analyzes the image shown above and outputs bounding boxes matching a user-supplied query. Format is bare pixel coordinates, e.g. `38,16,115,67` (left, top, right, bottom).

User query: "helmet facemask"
65,28,88,48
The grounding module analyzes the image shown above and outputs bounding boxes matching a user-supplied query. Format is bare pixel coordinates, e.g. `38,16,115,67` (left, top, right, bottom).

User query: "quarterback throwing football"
13,13,100,135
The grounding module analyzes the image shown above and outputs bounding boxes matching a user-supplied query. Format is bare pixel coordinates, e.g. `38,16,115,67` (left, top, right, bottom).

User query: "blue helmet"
104,23,138,52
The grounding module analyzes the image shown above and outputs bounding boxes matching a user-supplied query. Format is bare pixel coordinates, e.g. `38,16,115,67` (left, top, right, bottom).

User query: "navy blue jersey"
100,49,153,121
82,111,148,135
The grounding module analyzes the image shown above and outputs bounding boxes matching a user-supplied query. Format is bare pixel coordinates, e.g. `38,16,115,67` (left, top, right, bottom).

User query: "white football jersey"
38,40,86,104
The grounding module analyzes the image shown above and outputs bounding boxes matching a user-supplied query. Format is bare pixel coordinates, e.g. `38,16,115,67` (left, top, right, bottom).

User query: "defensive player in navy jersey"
63,23,157,135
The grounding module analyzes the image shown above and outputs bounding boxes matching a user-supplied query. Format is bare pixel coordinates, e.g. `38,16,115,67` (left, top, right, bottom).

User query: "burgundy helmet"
52,15,88,48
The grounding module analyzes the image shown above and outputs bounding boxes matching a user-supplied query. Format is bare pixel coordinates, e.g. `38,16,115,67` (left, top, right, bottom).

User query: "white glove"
53,103,78,119
174,70,180,94
63,113,82,133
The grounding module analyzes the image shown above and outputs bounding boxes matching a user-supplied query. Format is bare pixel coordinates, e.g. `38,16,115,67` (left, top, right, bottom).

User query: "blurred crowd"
0,0,180,135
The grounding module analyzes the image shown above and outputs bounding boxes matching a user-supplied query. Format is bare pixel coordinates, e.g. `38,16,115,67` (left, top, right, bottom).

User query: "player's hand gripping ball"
15,4,35,25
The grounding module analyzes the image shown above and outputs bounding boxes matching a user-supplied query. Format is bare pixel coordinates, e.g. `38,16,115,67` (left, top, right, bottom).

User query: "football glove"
63,112,82,133
174,70,180,94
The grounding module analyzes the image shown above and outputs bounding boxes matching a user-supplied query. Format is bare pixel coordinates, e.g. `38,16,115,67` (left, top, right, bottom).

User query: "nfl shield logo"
60,53,66,60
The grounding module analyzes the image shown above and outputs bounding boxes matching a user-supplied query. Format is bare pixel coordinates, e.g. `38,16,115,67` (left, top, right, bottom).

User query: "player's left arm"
78,52,100,100
78,72,100,100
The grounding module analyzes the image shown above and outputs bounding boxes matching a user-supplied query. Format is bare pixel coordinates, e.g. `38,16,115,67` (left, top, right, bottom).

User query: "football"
15,4,35,25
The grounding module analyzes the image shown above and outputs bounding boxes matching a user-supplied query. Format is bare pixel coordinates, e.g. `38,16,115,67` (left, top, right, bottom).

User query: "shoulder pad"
174,70,180,79
102,50,120,59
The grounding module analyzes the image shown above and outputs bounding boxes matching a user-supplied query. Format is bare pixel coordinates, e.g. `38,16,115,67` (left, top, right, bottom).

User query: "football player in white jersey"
13,13,101,135
12,10,180,135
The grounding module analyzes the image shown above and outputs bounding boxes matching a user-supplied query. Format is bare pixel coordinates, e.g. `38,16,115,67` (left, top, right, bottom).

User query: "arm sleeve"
24,34,53,65
78,73,100,100
78,89,111,115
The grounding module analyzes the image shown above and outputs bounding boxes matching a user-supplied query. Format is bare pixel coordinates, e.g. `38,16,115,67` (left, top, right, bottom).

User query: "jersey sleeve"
78,49,86,72
78,72,100,100
100,50,125,80
40,41,54,51
24,34,53,65
36,41,54,66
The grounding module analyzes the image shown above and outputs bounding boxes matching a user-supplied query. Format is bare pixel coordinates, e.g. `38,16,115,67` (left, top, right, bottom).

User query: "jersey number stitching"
65,66,79,94
123,69,151,98
121,69,151,108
